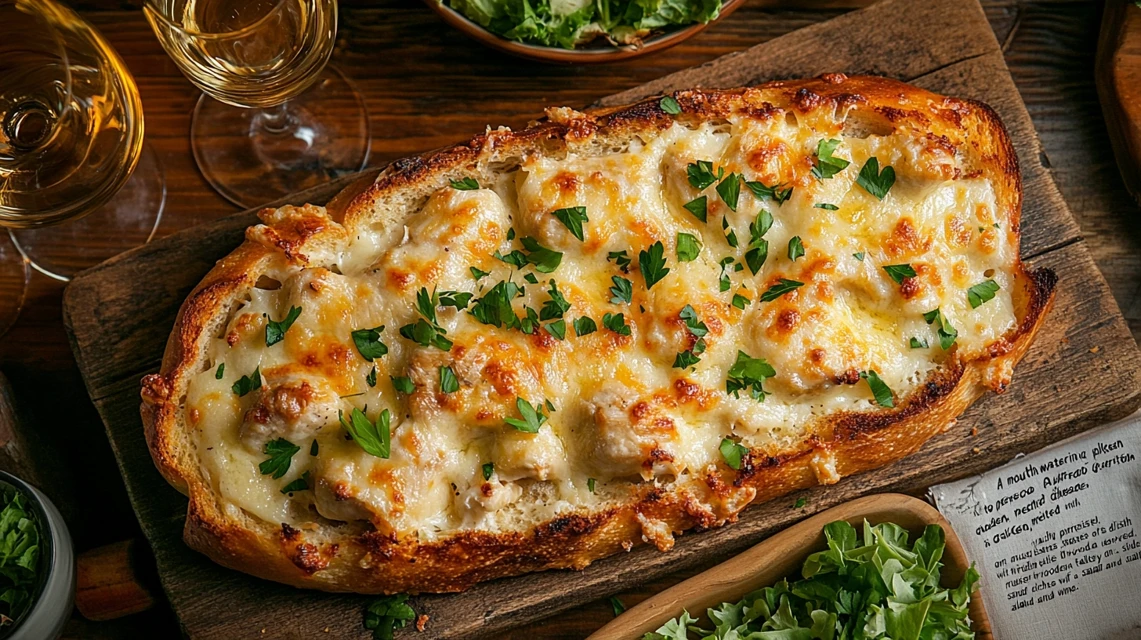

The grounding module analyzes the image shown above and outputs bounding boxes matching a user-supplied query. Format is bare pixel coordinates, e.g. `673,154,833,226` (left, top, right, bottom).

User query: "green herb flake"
340,408,391,459
232,366,262,397
450,177,480,190
716,172,741,211
909,336,929,349
470,266,490,281
811,138,850,180
439,290,473,310
540,280,571,320
551,206,589,241
505,397,548,433
281,471,311,495
683,195,708,223
745,209,773,275
482,462,494,481
732,293,751,309
573,316,597,336
259,438,300,479
861,370,895,407
787,236,804,261
609,276,633,305
607,250,632,272
659,96,682,115
391,376,415,394
883,263,917,285
520,237,563,273
793,496,808,509
639,241,670,289
366,366,377,388
352,325,389,361
687,160,723,190
587,477,597,493
673,350,701,370
726,350,775,402
923,307,959,350
439,366,459,393
265,305,302,347
214,363,224,379
760,278,805,302
745,180,793,204
967,279,1000,309
676,232,701,262
469,280,522,330
814,202,839,210
853,251,865,261
363,594,416,640
719,437,749,470
602,312,632,336
856,156,896,199
609,595,626,617
310,440,319,456
545,319,567,340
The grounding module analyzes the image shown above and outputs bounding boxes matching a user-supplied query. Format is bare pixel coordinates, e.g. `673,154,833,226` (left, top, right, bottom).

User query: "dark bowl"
422,0,746,64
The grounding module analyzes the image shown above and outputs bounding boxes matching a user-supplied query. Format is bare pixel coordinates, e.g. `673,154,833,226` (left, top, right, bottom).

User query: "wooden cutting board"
62,0,1141,637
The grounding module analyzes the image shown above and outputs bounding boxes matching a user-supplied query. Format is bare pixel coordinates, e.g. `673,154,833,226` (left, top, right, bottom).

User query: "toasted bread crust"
140,75,1055,594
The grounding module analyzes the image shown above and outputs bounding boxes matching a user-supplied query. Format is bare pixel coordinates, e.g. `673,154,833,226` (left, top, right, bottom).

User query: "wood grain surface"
1097,1,1141,206
0,0,1137,638
58,0,1141,637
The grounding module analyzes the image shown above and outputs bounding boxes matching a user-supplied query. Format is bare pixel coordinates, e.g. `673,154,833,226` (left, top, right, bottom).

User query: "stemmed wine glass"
143,0,371,209
0,0,166,334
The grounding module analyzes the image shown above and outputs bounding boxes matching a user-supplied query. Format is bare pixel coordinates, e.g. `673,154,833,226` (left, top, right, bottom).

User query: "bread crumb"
970,427,978,437
972,447,981,454
1090,346,1101,354
416,614,430,632
324,627,330,633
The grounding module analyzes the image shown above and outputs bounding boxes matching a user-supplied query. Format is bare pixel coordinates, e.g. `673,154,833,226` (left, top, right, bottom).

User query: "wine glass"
0,0,166,332
143,0,371,209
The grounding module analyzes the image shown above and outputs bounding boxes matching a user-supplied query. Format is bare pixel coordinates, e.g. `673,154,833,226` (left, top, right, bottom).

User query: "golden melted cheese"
186,114,1017,540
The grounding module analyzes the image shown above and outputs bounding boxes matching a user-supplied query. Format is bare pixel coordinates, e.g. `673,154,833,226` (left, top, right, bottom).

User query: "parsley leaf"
551,206,588,241
811,138,850,180
923,308,958,350
363,594,416,640
659,96,682,115
610,596,626,617
745,210,773,275
793,496,808,509
398,319,452,351
716,173,741,211
732,293,751,309
909,337,929,349
439,290,473,310
352,325,389,361
602,312,632,336
673,350,701,370
855,157,896,199
853,252,865,261
265,306,301,347
495,249,528,268
687,160,723,190
439,366,459,393
587,477,596,493
469,280,522,329
718,256,736,292
391,375,415,394
470,266,490,280
281,471,311,494
609,276,633,304
215,363,224,379
523,272,538,284
679,304,708,338
726,351,775,401
520,237,562,273
339,407,391,458
676,232,701,262
814,203,839,210
259,438,300,479
540,280,571,320
450,177,479,190
683,196,708,223
639,241,670,289
787,236,804,261
745,180,793,204
482,462,494,481
607,250,631,272
505,397,547,433
310,440,319,456
760,278,804,302
882,263,916,285
519,306,541,335
232,366,261,397
861,370,895,407
545,319,566,340
967,279,1000,308
366,366,377,387
719,437,749,470
573,316,597,336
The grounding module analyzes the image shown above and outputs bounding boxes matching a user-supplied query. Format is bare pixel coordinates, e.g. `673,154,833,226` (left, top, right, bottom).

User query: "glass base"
190,66,371,209
9,143,166,282
0,233,29,338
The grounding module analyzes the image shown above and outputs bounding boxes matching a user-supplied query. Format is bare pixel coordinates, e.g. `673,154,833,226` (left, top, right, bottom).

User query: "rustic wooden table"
1,0,1136,637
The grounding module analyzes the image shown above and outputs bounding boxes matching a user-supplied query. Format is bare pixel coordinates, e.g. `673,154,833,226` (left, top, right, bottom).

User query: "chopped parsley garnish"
660,96,682,115
573,316,597,336
391,375,415,394
259,438,300,479
520,306,541,335
366,366,377,387
909,337,929,349
719,437,749,470
310,439,319,456
339,407,391,458
609,276,633,304
676,232,701,262
811,138,850,180
505,397,547,433
607,250,632,272
855,156,896,200
673,351,701,369
718,256,737,292
540,280,571,320
232,366,261,397
470,280,522,329
747,211,774,272
470,266,490,280
683,196,708,223
609,596,626,617
545,319,566,340
687,160,723,190
265,305,301,347
439,366,459,393
853,251,865,261
551,206,588,241
602,312,632,336
787,236,804,261
861,370,894,407
722,216,739,248
506,228,516,241
814,202,839,210
519,237,562,273
760,278,804,302
494,249,528,268
450,177,479,190
399,288,452,351
587,477,597,493
439,290,473,310
545,399,556,412
923,307,958,350
745,180,793,204
732,293,751,309
680,304,708,339
726,350,775,401
352,325,389,361
215,363,224,379
882,263,916,285
793,496,808,509
482,462,494,481
673,304,708,370
638,241,670,289
523,272,538,284
363,594,416,640
280,471,311,494
716,172,741,211
967,279,1000,308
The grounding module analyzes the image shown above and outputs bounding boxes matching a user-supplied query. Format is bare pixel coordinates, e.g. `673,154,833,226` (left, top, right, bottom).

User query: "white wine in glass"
145,0,371,208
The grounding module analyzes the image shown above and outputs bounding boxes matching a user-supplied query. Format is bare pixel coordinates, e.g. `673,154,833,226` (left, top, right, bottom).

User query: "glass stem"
257,103,294,136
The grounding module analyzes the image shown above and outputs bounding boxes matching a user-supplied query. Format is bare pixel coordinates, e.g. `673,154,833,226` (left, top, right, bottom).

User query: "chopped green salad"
644,520,980,640
445,0,723,49
0,486,41,627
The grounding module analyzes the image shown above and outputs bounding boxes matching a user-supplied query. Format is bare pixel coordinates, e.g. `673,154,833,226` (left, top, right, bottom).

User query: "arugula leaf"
573,316,597,336
760,278,805,302
450,177,480,190
659,96,681,115
363,594,416,640
676,232,701,262
339,408,391,459
639,241,670,289
391,376,415,394
602,312,632,336
687,160,723,190
352,325,389,361
683,196,708,223
215,363,224,379
967,279,1000,308
923,308,958,350
719,437,748,470
439,366,459,393
232,367,261,397
811,138,850,180
265,306,301,347
716,173,741,211
505,397,548,433
745,179,793,204
609,276,633,304
482,462,494,481
551,206,588,241
281,471,311,494
725,350,775,401
607,250,632,272
883,263,917,285
470,266,490,280
787,236,804,261
259,438,300,479
856,157,896,199
861,370,895,408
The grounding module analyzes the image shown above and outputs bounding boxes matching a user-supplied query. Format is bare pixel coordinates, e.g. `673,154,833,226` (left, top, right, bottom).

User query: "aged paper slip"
931,414,1141,640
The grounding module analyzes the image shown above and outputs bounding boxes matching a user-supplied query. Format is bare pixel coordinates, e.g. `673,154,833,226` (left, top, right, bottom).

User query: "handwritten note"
931,413,1141,640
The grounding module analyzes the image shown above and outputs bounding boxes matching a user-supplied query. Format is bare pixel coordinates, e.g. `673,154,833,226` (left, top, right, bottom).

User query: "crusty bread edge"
140,75,1057,594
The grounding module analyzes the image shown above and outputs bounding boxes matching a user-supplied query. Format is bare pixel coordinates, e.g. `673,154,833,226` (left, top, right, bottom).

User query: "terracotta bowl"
587,493,992,640
422,0,746,64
